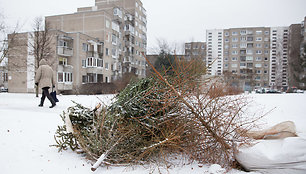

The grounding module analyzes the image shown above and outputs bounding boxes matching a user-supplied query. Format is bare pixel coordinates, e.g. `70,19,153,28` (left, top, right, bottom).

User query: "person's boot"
49,100,56,108
38,98,44,107
49,103,56,108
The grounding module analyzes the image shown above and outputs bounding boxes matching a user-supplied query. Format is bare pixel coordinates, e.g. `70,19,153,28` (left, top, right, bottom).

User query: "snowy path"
1,92,305,174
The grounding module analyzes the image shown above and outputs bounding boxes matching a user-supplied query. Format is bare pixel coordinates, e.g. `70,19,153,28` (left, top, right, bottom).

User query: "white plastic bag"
236,136,306,174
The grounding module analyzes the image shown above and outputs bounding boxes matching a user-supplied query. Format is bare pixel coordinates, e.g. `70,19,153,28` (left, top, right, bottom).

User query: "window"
65,72,73,82
82,59,86,68
232,37,238,42
82,43,88,52
256,57,262,61
240,43,247,48
106,20,110,28
240,30,247,35
232,44,238,48
113,8,122,18
232,50,238,55
240,56,246,61
59,57,67,66
256,43,262,48
256,37,262,41
58,40,67,47
185,44,191,49
246,56,253,61
105,33,109,42
256,50,262,54
112,48,118,58
255,76,261,80
3,73,8,82
58,72,63,82
105,48,109,56
82,75,88,83
231,64,238,68
97,59,103,67
232,31,238,35
225,32,229,36
255,63,262,68
112,21,120,32
88,73,97,83
256,30,262,35
105,63,109,70
58,72,72,83
232,57,238,61
86,57,97,67
112,34,117,45
240,36,247,41
240,63,246,67
247,37,253,41
247,50,253,55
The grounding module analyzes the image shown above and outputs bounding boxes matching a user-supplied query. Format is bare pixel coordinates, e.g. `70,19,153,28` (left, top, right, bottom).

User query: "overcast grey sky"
1,0,305,53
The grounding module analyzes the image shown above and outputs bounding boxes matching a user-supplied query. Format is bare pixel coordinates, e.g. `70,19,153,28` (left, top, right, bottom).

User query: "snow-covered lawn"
0,92,305,174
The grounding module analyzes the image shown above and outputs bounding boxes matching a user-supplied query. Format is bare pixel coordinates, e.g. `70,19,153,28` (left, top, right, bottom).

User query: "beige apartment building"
46,0,147,81
185,42,206,62
7,0,147,94
207,27,271,91
7,30,104,93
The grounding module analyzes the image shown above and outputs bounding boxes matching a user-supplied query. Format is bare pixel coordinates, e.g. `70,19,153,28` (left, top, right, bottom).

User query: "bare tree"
0,13,20,65
29,17,54,97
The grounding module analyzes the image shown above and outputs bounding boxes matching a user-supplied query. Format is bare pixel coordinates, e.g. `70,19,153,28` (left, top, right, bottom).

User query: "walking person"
35,59,56,108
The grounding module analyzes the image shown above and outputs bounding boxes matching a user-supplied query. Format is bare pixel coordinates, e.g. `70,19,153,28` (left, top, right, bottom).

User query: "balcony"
57,46,73,57
125,30,135,36
87,51,103,58
58,64,73,72
57,83,73,91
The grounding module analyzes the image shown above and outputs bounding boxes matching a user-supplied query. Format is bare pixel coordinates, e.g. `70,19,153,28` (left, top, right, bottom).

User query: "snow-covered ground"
0,92,305,174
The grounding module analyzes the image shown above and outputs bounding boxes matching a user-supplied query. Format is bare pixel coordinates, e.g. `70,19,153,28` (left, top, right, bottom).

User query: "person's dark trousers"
39,87,56,108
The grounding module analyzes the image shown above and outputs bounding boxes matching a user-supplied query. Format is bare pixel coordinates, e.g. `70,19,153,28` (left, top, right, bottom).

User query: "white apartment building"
206,29,224,76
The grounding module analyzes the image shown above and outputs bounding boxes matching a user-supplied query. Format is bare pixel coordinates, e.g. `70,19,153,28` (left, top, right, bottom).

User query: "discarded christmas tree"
52,55,263,170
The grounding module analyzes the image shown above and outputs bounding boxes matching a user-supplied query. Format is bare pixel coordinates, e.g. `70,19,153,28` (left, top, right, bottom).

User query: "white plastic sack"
235,136,306,174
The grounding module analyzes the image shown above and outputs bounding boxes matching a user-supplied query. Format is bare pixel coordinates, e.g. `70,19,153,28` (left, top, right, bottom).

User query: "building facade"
206,29,224,76
0,41,8,90
288,17,306,90
7,0,147,94
185,42,206,61
270,27,289,90
7,30,105,93
46,0,147,81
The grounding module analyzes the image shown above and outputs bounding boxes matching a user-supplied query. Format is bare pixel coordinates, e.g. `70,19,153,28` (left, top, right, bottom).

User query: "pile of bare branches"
53,56,263,171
